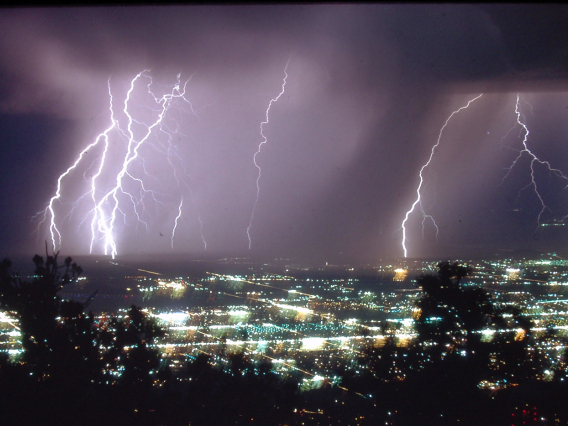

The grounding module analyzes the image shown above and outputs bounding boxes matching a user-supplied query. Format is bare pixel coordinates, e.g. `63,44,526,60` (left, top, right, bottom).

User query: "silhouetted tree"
0,253,85,378
0,253,113,424
415,262,497,357
0,253,172,425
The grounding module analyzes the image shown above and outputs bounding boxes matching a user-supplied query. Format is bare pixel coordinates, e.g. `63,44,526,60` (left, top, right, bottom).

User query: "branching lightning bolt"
37,71,206,258
401,94,483,258
501,94,568,227
37,80,118,252
246,59,290,250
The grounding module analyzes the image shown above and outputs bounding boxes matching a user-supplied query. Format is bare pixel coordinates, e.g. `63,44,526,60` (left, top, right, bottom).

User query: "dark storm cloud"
2,5,568,112
1,5,568,261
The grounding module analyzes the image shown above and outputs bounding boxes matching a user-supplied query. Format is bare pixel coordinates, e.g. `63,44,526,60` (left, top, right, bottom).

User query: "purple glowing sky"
1,5,568,262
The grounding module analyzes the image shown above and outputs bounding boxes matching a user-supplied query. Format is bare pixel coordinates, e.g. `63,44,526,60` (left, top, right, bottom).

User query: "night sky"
2,5,568,263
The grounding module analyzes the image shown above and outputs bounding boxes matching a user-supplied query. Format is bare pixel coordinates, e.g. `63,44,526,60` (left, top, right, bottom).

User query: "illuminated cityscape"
3,254,568,423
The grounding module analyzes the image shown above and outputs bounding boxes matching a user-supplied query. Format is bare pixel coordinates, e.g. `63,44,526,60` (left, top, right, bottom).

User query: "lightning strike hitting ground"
501,94,568,227
401,94,483,258
246,59,290,250
37,71,205,258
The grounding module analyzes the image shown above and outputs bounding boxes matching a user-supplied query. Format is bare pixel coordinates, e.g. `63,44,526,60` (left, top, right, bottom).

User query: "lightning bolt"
37,70,205,258
246,59,290,250
37,80,118,252
198,215,206,251
171,197,183,249
501,94,568,227
401,94,483,258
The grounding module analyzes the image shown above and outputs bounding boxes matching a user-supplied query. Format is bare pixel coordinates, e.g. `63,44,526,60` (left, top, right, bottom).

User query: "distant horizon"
4,246,566,271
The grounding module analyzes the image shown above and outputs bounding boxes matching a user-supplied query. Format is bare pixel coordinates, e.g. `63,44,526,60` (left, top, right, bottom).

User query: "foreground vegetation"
1,255,567,425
